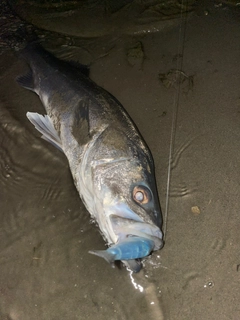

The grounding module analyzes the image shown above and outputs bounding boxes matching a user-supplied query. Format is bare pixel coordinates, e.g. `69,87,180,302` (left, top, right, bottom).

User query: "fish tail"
89,250,116,264
122,259,142,273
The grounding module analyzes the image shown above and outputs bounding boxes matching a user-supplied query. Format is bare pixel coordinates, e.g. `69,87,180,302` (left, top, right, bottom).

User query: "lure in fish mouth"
17,43,164,272
89,215,163,271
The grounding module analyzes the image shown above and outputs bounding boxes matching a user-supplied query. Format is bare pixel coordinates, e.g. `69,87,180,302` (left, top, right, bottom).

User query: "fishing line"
163,1,189,239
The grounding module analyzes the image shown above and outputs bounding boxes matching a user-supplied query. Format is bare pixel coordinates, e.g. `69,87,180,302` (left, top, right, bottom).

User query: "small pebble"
191,206,201,215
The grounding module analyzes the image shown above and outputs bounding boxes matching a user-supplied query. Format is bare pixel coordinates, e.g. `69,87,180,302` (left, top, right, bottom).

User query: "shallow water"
0,1,240,319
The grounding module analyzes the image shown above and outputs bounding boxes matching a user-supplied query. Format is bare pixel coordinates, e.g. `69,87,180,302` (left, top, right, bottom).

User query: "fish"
16,43,164,272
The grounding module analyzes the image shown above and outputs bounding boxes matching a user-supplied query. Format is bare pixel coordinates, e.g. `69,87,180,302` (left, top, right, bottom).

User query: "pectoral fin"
27,112,63,152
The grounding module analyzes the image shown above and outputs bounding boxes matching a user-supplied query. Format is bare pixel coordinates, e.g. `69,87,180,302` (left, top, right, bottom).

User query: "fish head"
93,150,163,250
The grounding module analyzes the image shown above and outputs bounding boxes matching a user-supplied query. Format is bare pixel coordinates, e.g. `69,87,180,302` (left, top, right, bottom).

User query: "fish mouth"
109,214,164,251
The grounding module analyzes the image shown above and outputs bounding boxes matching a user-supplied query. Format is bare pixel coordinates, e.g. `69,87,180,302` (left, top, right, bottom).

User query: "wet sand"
0,1,240,319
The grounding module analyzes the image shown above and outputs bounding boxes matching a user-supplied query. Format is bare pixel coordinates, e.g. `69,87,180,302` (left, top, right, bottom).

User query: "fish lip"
143,234,163,250
109,214,164,251
156,238,164,250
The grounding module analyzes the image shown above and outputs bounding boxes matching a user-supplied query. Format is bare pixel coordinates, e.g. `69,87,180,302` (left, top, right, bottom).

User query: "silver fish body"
17,44,163,272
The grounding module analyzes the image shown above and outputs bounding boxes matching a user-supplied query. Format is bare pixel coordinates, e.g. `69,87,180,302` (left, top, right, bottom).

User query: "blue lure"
89,237,155,264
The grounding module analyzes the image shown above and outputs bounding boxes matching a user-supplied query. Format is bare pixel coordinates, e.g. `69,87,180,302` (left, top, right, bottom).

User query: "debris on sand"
158,69,194,92
126,41,145,69
191,206,201,215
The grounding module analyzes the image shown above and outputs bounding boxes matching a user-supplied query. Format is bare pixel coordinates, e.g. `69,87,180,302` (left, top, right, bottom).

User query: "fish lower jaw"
117,233,163,251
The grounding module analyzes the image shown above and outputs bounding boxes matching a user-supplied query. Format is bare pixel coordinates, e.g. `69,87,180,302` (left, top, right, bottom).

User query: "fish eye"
132,186,151,204
135,191,144,202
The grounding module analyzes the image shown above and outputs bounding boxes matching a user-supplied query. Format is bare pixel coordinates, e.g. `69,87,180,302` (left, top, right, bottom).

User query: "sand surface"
0,1,239,319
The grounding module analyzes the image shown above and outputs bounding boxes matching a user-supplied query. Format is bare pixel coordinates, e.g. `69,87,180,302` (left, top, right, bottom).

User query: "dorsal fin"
16,71,35,91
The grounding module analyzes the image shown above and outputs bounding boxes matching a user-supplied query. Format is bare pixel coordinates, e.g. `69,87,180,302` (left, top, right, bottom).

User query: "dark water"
0,1,240,319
